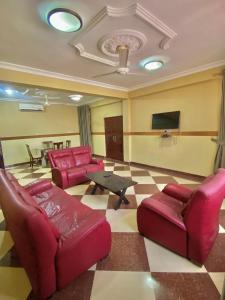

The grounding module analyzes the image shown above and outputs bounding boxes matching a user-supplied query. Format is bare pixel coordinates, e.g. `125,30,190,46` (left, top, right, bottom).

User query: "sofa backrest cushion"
0,170,58,295
54,155,75,170
183,168,225,261
74,152,91,166
11,178,60,240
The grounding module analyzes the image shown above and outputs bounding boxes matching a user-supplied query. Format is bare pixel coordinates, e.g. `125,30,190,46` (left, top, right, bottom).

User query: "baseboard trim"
5,161,30,168
93,154,205,181
130,161,205,181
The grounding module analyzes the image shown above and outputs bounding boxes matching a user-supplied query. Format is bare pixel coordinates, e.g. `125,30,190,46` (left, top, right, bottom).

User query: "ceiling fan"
31,90,60,106
93,45,148,78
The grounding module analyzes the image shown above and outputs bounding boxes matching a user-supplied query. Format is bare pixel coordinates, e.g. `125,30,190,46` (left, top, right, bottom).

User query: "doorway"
0,141,5,169
104,116,123,161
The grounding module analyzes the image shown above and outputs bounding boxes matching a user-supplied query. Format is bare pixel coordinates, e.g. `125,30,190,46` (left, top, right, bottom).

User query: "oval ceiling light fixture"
69,94,83,101
5,88,14,95
144,60,164,71
47,8,82,32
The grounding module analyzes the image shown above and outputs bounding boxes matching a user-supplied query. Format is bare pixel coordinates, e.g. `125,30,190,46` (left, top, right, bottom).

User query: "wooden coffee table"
87,171,137,210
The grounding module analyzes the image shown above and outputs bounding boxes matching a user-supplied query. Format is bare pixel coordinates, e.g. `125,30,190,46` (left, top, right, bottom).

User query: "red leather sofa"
48,146,104,189
0,169,111,300
137,168,225,265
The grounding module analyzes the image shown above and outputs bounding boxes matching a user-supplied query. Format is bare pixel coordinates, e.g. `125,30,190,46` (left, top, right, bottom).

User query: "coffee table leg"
91,184,98,195
115,188,129,210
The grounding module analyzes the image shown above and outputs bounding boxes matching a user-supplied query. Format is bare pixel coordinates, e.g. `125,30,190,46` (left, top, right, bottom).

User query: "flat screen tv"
152,111,180,129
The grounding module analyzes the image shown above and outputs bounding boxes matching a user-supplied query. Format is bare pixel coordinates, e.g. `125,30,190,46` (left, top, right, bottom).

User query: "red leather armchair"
137,168,225,265
48,146,104,189
0,169,111,300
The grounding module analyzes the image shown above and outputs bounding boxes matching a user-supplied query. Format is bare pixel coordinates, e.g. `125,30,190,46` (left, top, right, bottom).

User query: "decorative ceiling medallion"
98,30,147,57
70,3,177,67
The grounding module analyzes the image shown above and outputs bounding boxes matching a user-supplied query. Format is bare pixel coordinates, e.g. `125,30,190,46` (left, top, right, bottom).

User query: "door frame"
104,115,124,161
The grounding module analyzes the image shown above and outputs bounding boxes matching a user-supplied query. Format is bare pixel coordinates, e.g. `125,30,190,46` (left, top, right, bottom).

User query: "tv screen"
152,111,180,129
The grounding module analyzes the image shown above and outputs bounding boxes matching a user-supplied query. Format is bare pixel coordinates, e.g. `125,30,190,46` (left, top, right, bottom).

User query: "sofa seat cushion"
74,153,91,166
67,167,86,179
141,193,186,229
138,193,187,257
83,164,102,173
54,155,75,170
49,199,94,238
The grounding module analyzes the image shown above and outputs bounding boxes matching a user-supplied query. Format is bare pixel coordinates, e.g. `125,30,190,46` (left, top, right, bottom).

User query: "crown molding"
129,58,225,92
1,59,224,95
74,43,117,67
0,61,128,92
70,3,177,66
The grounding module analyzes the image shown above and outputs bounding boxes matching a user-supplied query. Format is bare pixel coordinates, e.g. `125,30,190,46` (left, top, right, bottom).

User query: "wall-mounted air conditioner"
19,103,44,111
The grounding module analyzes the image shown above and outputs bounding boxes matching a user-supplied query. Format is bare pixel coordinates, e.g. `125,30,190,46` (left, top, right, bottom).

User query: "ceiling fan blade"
93,71,117,78
117,45,129,68
22,89,29,95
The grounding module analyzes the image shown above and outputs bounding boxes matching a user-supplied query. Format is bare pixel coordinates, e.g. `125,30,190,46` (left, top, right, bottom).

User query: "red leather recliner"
0,169,111,300
48,146,104,189
137,168,225,265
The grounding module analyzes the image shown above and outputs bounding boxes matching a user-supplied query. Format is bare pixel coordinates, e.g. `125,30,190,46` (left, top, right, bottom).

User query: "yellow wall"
0,102,79,137
129,78,221,176
91,100,122,156
0,65,223,175
0,102,80,165
2,135,80,166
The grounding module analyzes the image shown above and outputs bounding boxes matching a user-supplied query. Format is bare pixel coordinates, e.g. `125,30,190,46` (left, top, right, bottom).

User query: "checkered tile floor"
0,160,225,300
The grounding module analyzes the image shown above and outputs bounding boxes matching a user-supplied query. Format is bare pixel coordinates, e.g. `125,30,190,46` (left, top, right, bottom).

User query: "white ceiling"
0,0,225,90
0,82,105,106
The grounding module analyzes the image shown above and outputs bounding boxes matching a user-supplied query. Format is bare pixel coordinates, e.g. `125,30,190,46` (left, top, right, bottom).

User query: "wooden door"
104,116,123,161
0,141,5,169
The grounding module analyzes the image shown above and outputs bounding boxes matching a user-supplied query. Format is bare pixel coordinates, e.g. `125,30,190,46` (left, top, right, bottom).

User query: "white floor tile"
219,225,225,233
91,271,156,300
136,195,151,206
89,264,97,271
39,173,52,179
7,169,25,174
132,176,156,184
144,238,207,273
125,186,135,195
14,173,30,180
129,166,143,171
18,178,37,186
174,177,200,184
156,184,167,191
33,168,51,173
0,210,4,223
149,171,168,176
105,166,114,171
0,231,14,260
209,272,225,295
81,195,109,209
0,267,31,300
106,209,138,232
221,199,225,209
65,185,89,195
113,171,131,177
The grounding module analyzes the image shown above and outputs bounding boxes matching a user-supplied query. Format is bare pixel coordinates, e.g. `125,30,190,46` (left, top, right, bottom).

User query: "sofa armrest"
90,158,104,167
52,168,68,189
58,213,111,256
25,212,58,299
24,179,53,196
141,197,187,231
162,183,192,203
